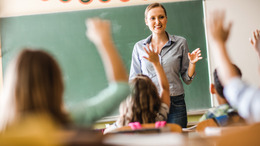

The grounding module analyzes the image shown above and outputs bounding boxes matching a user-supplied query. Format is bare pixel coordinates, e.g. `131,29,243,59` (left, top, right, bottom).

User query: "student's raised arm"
69,18,130,125
209,12,260,123
86,18,128,82
143,44,170,107
208,11,239,86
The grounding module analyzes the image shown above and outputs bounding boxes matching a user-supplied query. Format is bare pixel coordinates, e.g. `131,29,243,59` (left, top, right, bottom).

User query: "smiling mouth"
154,25,162,29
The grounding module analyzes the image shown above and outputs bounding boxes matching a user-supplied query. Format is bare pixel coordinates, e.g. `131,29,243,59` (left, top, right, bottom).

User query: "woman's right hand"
143,44,160,64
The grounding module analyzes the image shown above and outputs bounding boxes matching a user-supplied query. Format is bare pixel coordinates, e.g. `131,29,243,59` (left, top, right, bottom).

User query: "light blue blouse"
129,32,194,96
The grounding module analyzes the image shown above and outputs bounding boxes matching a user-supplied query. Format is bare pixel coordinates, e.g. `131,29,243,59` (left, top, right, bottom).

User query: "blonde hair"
0,49,70,132
144,3,167,20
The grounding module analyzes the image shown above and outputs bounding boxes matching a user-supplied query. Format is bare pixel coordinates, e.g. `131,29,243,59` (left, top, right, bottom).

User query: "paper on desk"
104,133,184,146
204,127,221,136
182,125,197,132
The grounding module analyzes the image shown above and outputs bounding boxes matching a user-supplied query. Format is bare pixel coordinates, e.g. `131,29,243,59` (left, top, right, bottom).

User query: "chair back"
196,118,218,133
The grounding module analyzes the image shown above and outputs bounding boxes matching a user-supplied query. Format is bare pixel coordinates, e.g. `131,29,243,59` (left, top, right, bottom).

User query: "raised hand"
249,29,260,54
143,44,160,64
86,18,112,46
188,48,203,64
209,11,232,44
85,18,128,82
143,44,170,107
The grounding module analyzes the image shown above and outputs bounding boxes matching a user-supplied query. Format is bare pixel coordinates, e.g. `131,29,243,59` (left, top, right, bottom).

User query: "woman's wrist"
190,61,196,65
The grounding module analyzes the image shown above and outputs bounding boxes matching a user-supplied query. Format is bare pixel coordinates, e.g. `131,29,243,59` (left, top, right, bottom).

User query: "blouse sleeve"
129,43,142,81
68,82,130,126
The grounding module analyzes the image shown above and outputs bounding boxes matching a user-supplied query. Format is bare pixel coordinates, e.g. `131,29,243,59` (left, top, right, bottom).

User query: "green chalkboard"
0,0,211,116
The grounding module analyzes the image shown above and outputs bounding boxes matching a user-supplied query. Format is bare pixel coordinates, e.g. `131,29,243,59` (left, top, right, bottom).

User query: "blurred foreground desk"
103,133,214,146
103,123,260,146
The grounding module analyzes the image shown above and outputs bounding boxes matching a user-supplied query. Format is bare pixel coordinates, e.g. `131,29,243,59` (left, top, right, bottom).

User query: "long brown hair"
0,49,70,131
128,74,161,124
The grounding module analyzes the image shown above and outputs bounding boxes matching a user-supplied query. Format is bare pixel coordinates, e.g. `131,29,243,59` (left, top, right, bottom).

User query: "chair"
196,118,218,133
166,123,182,133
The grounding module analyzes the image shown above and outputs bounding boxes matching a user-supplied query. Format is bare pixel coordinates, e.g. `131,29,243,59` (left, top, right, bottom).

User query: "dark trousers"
167,94,187,128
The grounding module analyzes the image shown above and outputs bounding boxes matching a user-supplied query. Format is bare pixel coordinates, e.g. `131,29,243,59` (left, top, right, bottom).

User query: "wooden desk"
103,123,260,146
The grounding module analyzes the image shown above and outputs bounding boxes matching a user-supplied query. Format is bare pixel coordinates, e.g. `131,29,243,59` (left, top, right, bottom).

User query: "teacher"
129,3,202,128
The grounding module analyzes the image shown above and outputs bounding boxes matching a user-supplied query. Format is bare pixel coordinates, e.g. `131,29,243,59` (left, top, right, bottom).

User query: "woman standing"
129,3,202,128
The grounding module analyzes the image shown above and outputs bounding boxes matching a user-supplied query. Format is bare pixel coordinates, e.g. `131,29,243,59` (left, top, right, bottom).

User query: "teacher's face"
145,7,167,35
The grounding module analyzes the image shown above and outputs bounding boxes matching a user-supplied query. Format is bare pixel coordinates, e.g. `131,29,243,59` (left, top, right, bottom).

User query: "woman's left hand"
188,48,203,64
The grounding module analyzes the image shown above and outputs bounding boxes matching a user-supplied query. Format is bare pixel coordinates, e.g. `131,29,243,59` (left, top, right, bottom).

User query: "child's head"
213,64,242,98
129,74,161,124
0,49,70,131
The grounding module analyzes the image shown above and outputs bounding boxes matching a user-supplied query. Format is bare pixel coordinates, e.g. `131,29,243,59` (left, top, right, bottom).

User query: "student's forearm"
152,62,170,107
96,39,128,82
212,42,239,85
152,62,169,91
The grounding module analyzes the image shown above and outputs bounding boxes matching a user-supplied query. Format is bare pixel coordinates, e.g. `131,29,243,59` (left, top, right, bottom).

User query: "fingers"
144,44,153,53
253,30,257,40
250,29,260,45
209,10,232,43
143,56,148,60
226,22,232,37
148,43,158,53
189,48,203,63
144,43,160,55
85,18,112,44
256,30,260,39
253,29,260,40
188,52,191,60
249,38,254,45
191,48,201,54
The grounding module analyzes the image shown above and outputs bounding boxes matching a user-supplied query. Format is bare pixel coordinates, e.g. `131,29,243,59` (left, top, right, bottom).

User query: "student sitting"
0,18,130,132
104,44,170,134
199,65,242,122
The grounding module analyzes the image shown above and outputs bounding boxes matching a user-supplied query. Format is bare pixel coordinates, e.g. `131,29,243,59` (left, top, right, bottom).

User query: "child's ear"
210,84,216,94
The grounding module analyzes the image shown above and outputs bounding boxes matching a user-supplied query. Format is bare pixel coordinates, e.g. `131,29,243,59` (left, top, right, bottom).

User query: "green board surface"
0,0,211,117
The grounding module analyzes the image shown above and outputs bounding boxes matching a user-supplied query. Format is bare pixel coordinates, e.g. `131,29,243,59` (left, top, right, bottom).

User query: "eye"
160,16,165,19
150,17,155,20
